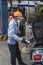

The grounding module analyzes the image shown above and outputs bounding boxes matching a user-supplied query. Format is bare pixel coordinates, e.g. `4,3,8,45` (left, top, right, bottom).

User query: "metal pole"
26,1,29,39
25,1,29,47
22,1,30,54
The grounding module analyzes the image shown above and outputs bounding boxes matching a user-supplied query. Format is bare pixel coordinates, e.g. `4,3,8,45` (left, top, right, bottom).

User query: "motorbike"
30,19,43,65
30,45,43,65
25,19,43,65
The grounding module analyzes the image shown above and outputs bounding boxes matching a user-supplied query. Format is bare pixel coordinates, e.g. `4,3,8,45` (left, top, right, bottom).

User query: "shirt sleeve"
12,34,23,41
13,21,23,41
8,20,23,42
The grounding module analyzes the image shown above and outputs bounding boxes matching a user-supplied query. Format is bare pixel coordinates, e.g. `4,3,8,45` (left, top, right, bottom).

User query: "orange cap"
14,11,22,17
14,11,24,20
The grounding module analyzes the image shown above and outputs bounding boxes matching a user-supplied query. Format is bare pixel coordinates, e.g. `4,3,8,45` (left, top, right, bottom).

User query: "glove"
21,38,26,43
22,38,30,45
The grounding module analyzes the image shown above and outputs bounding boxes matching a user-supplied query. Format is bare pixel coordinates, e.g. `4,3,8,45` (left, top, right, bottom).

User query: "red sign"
0,21,2,31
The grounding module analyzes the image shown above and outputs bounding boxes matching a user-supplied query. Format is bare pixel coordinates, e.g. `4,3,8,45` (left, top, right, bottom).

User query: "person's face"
17,18,21,27
16,17,21,23
15,17,25,23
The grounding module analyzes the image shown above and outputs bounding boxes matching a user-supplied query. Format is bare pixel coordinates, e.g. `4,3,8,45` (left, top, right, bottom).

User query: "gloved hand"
21,38,30,45
21,38,26,43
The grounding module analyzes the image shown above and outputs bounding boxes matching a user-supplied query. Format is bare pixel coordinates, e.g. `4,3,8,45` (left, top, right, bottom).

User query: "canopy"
18,1,36,7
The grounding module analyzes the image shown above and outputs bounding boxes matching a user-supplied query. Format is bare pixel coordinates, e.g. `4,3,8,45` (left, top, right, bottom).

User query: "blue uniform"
7,19,23,45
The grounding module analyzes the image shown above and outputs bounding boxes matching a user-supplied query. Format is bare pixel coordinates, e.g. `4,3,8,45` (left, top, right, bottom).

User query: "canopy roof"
18,1,36,7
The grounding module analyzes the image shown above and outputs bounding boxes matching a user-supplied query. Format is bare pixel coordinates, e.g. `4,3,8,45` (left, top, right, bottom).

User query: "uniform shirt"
7,19,23,45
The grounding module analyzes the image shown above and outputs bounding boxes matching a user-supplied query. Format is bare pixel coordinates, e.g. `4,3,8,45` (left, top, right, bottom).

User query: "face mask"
17,19,21,27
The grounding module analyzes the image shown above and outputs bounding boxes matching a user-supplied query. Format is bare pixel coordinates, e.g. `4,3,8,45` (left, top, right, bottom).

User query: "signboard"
0,1,2,32
0,12,2,31
0,0,8,34
2,0,7,4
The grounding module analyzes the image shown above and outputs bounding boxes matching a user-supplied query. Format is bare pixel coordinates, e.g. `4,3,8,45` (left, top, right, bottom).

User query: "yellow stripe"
0,34,7,40
3,36,7,40
0,35,4,39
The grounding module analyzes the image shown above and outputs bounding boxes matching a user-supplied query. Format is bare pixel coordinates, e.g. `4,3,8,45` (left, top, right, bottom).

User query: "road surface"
0,40,31,65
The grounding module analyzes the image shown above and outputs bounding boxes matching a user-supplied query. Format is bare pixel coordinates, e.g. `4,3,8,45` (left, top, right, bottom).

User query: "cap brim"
17,17,24,20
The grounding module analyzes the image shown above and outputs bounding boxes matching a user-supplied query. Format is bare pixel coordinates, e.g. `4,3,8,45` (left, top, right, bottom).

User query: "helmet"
14,11,23,17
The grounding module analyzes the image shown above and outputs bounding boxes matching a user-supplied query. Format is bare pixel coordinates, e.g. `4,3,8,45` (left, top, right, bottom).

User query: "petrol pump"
0,0,8,34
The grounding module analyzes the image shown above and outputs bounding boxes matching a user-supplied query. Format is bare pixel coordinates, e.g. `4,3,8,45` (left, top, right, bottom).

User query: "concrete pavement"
0,24,33,65
0,41,31,65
